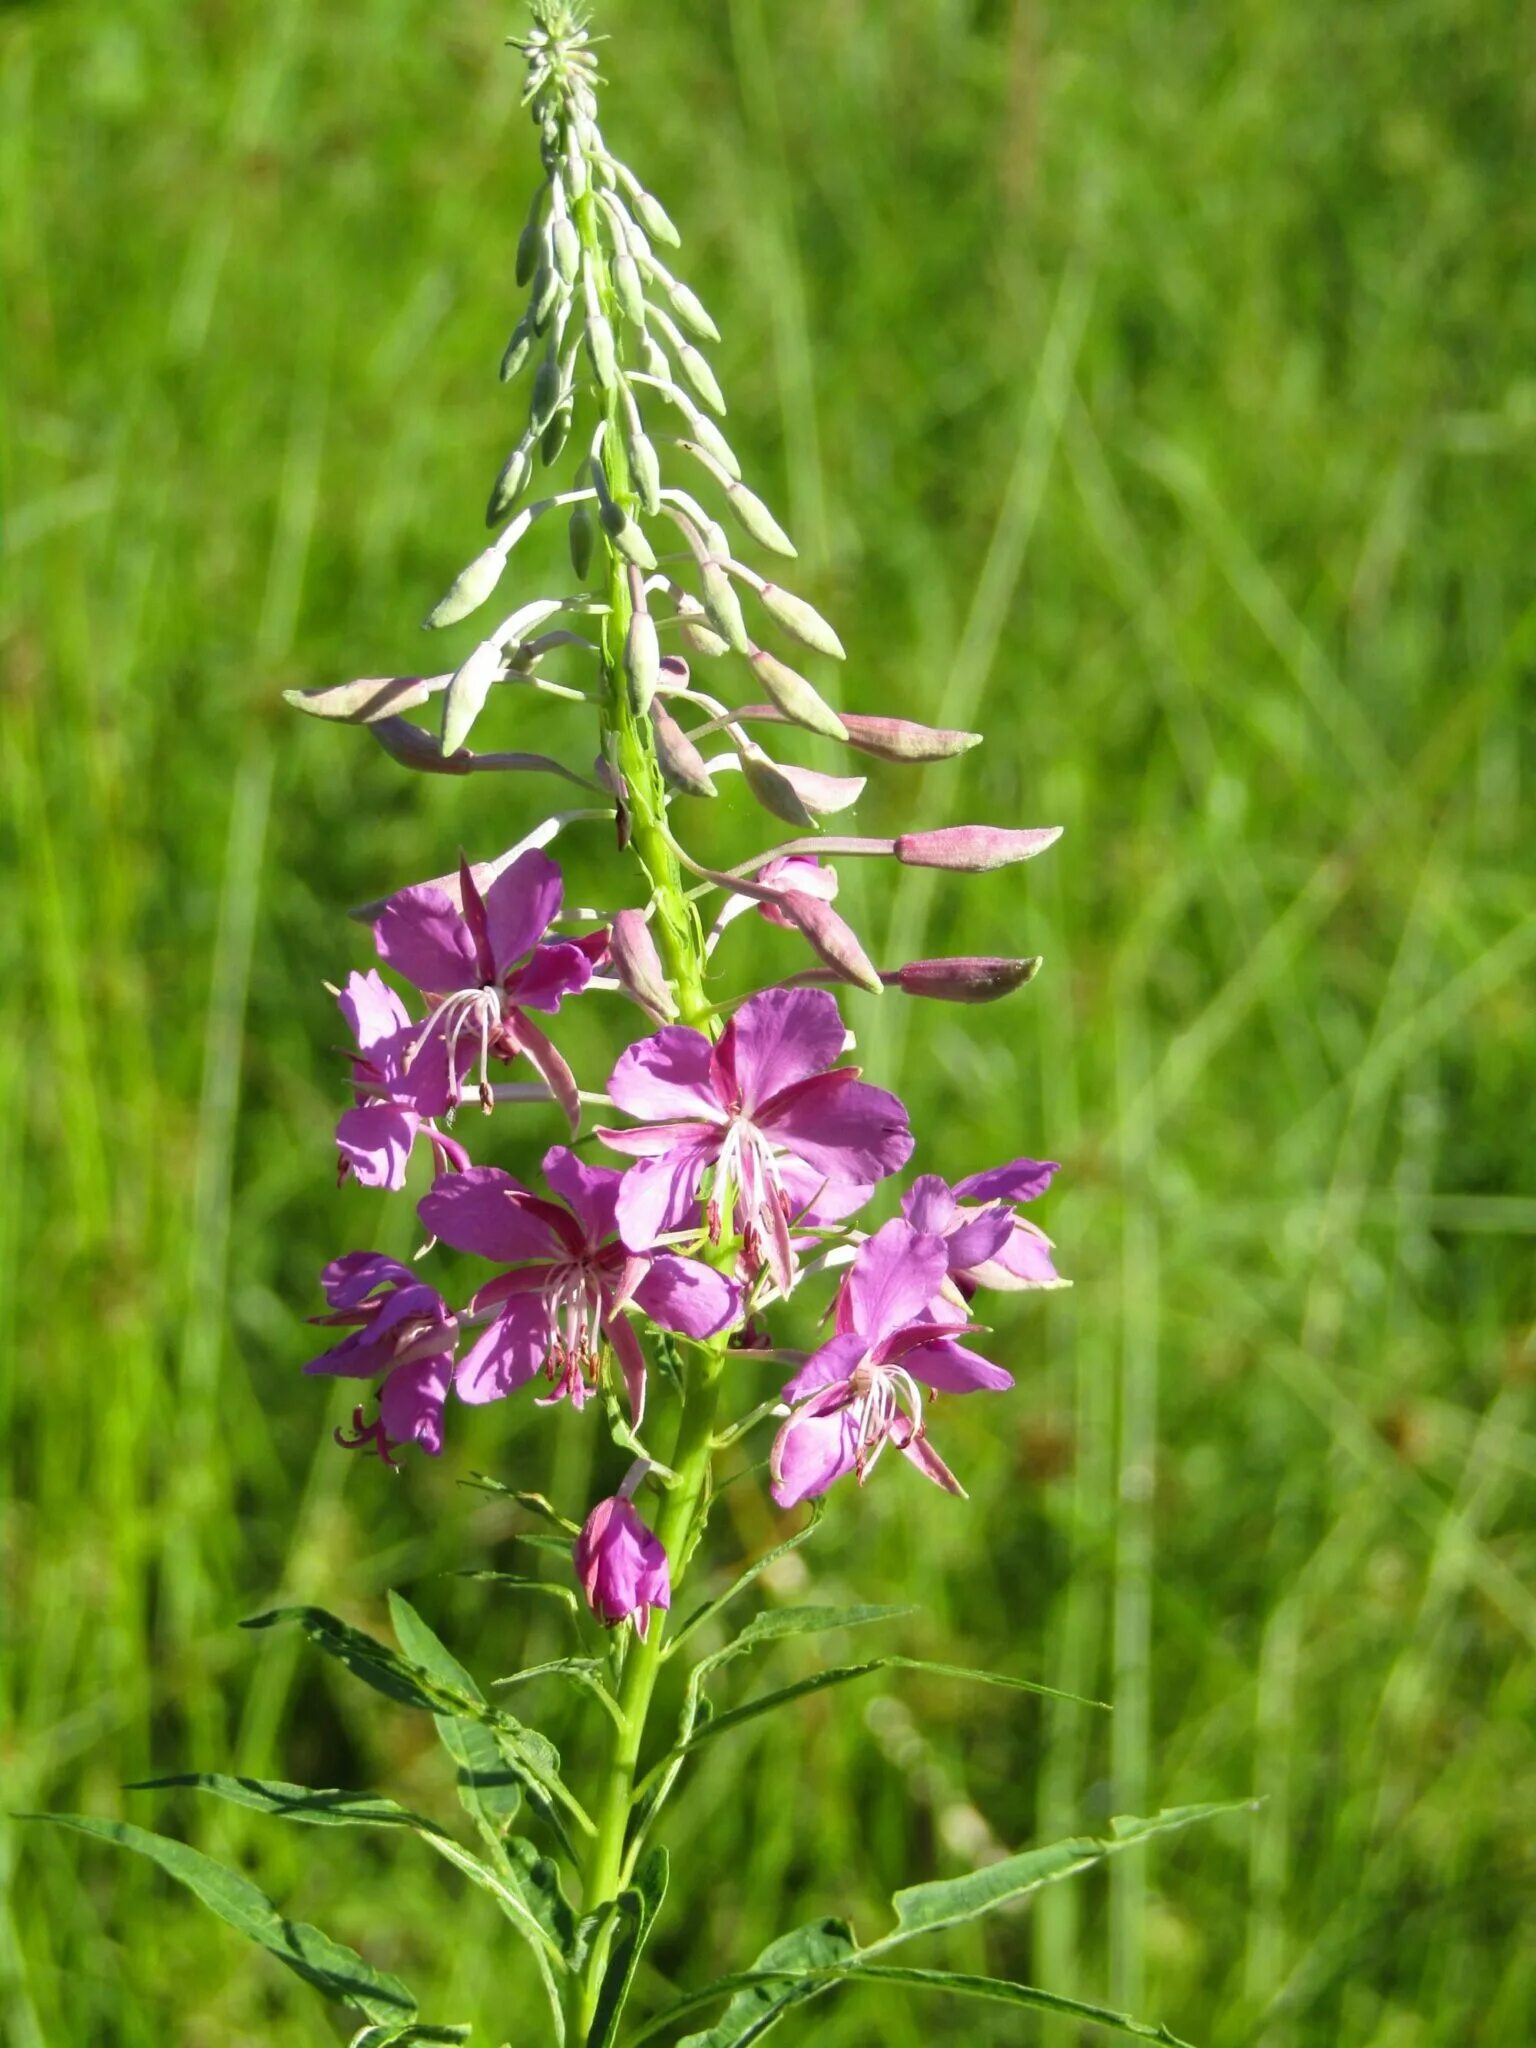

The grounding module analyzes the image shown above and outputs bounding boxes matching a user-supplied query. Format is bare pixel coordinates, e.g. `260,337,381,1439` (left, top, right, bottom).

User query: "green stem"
573,1343,725,2036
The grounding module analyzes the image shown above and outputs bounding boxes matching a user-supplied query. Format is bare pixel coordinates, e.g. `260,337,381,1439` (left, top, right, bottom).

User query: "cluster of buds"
293,0,1069,1636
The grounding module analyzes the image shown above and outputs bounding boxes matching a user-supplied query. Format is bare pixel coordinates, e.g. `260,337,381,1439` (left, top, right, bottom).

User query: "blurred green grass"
2,0,1533,2041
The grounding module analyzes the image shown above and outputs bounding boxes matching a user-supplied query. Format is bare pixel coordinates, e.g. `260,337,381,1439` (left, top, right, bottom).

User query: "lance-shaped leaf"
667,1504,825,1654
285,674,450,725
493,1656,626,1730
455,1569,583,1619
693,1604,915,1684
587,1848,669,2048
31,1814,418,2028
458,1476,581,1535
891,956,1043,1003
669,1918,857,2048
349,2028,471,2048
895,824,1063,871
747,650,847,742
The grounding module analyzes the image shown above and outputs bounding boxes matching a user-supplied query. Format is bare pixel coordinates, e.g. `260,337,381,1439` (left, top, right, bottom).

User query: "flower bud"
285,673,447,724
699,561,753,654
679,616,730,660
499,318,534,384
441,637,505,753
574,1496,671,1636
892,956,1043,1003
552,214,581,285
726,482,796,558
836,714,982,763
585,311,619,391
568,501,594,579
423,534,520,631
540,400,574,467
515,212,545,288
739,747,864,827
748,649,847,742
613,251,646,326
665,276,720,343
610,909,678,1023
531,261,562,331
529,353,563,432
651,702,717,797
625,611,661,717
485,441,533,528
631,187,681,247
777,892,883,994
677,343,725,415
625,424,662,517
895,825,1063,871
750,578,846,661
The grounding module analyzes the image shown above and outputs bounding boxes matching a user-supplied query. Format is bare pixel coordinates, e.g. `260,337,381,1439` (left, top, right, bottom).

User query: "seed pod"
552,215,581,285
893,956,1043,1002
569,501,595,580
441,636,506,753
651,701,717,797
530,354,563,432
613,252,646,327
751,578,846,661
500,318,534,384
748,648,847,742
610,909,678,1023
423,535,518,631
625,611,661,716
586,312,619,392
895,825,1063,871
485,441,533,528
631,187,680,247
676,342,725,415
699,560,752,654
725,481,796,557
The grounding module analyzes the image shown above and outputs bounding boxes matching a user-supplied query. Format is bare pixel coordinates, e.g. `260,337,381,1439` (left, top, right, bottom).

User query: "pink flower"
418,1146,741,1425
303,1253,457,1459
335,970,471,1192
903,1159,1065,1296
598,987,912,1290
574,1494,671,1636
770,1219,1012,1507
372,849,602,1129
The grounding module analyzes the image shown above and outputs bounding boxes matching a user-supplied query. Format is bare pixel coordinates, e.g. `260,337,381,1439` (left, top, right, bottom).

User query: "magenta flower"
418,1146,741,1425
303,1253,458,1460
574,1494,671,1637
904,1158,1065,1296
598,987,912,1289
372,848,601,1128
770,1219,1012,1508
335,970,471,1191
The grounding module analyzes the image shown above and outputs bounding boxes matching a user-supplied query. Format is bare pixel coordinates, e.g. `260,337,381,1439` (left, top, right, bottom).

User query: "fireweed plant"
42,7,1242,2044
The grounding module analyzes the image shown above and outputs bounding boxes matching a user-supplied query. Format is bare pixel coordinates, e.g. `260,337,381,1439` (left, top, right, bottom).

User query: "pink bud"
777,892,883,995
651,702,718,798
837,714,981,763
895,825,1062,872
610,909,678,1023
573,1497,672,1636
892,956,1043,1002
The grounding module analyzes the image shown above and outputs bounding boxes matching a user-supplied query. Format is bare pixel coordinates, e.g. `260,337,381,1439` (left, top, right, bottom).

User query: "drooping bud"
586,311,619,391
485,441,533,528
568,501,594,579
540,398,575,467
530,352,563,432
630,186,681,248
613,251,646,326
441,637,506,753
676,342,725,416
622,397,663,516
551,214,581,285
836,714,982,762
515,211,545,287
284,673,448,724
739,747,864,827
895,825,1063,871
609,909,678,1023
725,481,796,558
775,892,883,995
574,1495,671,1636
423,529,523,630
748,649,847,742
593,460,658,570
625,610,661,716
661,273,720,343
749,576,846,661
891,956,1044,1003
651,701,718,797
500,317,534,383
531,261,562,332
679,615,731,660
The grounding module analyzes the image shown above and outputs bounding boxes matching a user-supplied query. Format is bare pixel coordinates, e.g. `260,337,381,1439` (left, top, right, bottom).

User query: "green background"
3,0,1532,2042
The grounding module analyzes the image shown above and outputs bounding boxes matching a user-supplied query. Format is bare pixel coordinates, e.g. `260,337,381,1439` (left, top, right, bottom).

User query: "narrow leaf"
670,1918,856,2048
587,1848,669,2048
32,1814,416,2026
492,1657,626,1730
696,1605,915,1682
667,1505,825,1654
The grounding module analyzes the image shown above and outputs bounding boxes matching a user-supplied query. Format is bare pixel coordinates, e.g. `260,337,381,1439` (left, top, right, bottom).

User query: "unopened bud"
500,318,534,383
677,343,725,415
726,482,796,558
679,616,730,660
423,536,518,631
625,611,661,716
552,215,581,285
699,561,752,654
531,262,562,330
665,276,720,343
530,354,562,432
738,750,865,828
485,442,532,528
626,427,662,517
749,649,847,742
777,893,883,995
751,578,846,661
609,909,678,1023
441,637,505,753
613,252,646,327
651,702,717,797
632,187,681,248
892,956,1043,1003
540,401,574,467
640,332,670,383
569,501,594,580
895,825,1063,872
284,673,446,724
586,312,619,391
838,715,982,763
516,216,543,287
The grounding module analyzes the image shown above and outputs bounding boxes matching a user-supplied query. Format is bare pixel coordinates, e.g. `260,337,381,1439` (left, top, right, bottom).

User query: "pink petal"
718,986,846,1113
945,1208,1016,1270
418,1166,559,1263
781,1330,865,1404
954,1158,1060,1205
758,1070,914,1186
894,1420,966,1495
614,1144,714,1251
319,1252,414,1310
596,1117,716,1160
605,1313,649,1427
379,1353,452,1455
373,884,478,994
903,1174,959,1237
608,1026,723,1123
456,1297,550,1404
502,940,595,1014
541,1145,622,1245
338,970,411,1056
770,1403,860,1508
973,1218,1064,1290
902,1336,1014,1394
633,1254,742,1340
336,1104,418,1191
844,1220,950,1345
484,848,563,973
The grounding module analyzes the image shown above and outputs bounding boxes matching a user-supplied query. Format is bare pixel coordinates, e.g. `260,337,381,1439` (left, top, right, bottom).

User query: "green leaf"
667,1917,856,2048
504,1835,579,1961
695,1605,915,1682
666,1504,825,1656
636,1657,1099,1797
349,2028,472,2048
31,1813,416,2027
131,1773,451,1838
454,1569,581,1617
459,1476,580,1536
587,1847,669,2048
492,1657,625,1729
374,1596,522,1844
877,1802,1252,1948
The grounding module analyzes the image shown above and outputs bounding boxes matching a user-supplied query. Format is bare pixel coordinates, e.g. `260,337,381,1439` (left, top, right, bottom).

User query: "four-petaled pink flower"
304,1253,458,1460
418,1146,741,1425
335,970,471,1192
770,1219,1012,1508
373,848,602,1129
903,1158,1065,1299
598,987,912,1289
574,1494,671,1636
